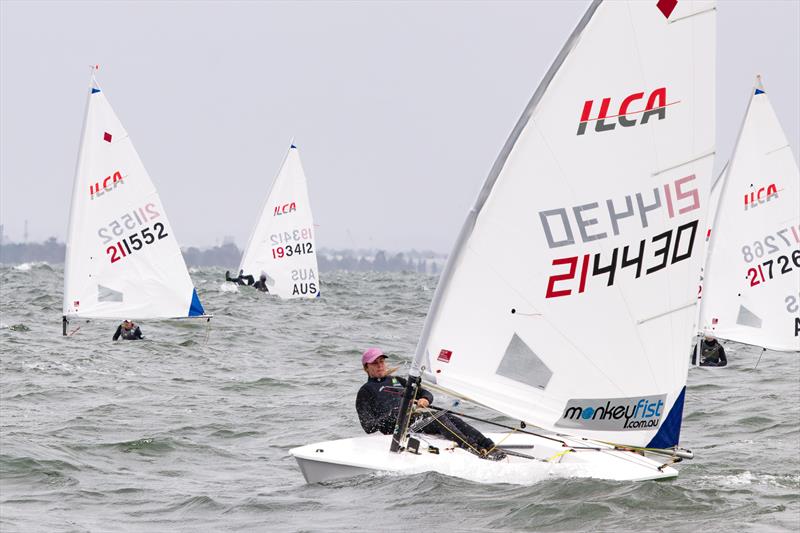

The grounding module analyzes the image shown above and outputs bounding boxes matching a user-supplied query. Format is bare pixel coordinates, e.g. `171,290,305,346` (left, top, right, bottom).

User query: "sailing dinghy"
291,0,716,483
237,145,320,299
62,68,207,334
698,77,800,352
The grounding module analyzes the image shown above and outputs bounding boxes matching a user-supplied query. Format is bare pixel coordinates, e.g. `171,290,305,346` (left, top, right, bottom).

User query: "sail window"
495,334,552,390
735,305,762,328
97,285,123,303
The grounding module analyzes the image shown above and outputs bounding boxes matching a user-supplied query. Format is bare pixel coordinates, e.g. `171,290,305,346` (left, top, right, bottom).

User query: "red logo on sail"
89,170,125,199
437,349,453,363
103,132,113,143
273,202,297,216
744,183,779,210
576,88,678,136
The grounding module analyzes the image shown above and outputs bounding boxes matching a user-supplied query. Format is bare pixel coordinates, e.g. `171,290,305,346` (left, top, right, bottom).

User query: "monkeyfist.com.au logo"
555,395,667,431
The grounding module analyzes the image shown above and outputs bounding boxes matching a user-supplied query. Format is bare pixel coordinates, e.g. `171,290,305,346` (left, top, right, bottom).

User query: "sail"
62,74,205,319
696,164,726,312
413,0,716,449
698,79,800,351
238,145,320,299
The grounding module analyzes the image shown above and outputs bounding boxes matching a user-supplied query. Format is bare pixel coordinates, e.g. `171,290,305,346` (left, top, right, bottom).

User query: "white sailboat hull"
290,432,678,484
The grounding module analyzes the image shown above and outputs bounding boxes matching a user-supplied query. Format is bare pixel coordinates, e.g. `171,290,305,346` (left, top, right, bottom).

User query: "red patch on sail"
103,132,112,143
712,318,718,325
437,349,452,363
656,0,677,19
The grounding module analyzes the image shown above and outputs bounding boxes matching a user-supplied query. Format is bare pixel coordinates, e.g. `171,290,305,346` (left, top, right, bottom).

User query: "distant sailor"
355,348,505,460
225,269,254,286
691,334,727,367
113,320,143,341
253,274,270,293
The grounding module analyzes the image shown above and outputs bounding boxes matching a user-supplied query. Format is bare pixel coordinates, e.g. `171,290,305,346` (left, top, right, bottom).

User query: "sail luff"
238,144,293,274
701,82,757,283
410,0,604,377
62,67,98,317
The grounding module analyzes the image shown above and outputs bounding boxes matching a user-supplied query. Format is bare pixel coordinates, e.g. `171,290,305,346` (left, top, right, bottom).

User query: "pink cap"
362,347,386,365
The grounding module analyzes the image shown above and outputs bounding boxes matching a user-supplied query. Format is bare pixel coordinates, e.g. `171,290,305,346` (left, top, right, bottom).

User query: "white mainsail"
62,71,205,320
238,145,320,299
698,78,800,351
290,0,715,484
413,0,716,449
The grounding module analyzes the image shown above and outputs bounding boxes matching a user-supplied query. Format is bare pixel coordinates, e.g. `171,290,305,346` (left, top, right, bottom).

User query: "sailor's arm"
417,386,434,407
395,375,434,406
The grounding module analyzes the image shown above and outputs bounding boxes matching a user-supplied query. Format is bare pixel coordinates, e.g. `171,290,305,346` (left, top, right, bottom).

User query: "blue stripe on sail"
188,288,205,317
646,386,686,449
91,88,101,94
754,88,765,95
290,144,297,149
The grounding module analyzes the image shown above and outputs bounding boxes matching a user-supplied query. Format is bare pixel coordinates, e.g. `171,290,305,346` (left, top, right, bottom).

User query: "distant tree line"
181,243,241,268
317,250,441,274
0,237,65,264
0,239,444,274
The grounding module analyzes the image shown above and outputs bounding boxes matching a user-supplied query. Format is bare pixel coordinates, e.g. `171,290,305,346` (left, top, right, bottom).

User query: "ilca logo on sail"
744,183,780,210
89,170,125,200
556,395,666,431
273,202,297,216
576,88,677,136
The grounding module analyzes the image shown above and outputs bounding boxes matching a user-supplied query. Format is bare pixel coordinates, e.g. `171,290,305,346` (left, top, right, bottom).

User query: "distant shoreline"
0,239,446,273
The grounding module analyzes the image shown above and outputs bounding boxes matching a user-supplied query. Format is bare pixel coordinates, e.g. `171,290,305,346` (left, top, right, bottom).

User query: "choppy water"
1,263,798,532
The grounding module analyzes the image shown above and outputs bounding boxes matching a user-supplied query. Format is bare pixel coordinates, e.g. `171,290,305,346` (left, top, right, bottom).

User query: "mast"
62,65,98,335
390,0,604,453
238,142,295,274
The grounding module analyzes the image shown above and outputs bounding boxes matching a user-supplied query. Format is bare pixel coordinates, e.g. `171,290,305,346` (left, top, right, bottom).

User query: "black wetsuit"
355,375,495,451
226,270,254,286
113,325,143,341
691,339,727,367
253,279,269,292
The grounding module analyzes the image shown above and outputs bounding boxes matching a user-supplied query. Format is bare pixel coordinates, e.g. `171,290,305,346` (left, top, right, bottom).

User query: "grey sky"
1,0,798,252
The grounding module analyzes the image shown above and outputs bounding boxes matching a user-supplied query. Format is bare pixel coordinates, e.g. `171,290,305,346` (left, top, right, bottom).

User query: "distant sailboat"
698,77,800,352
291,0,716,483
62,68,207,334
237,144,320,299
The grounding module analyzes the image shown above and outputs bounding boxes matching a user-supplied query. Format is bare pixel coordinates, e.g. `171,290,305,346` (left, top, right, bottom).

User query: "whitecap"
219,283,239,293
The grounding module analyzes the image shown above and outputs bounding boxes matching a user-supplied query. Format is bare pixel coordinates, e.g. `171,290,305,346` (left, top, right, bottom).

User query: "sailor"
691,333,728,367
225,269,255,286
113,319,144,341
355,348,505,460
252,274,269,292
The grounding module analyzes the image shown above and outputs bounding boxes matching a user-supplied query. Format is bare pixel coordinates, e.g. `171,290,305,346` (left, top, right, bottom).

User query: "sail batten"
63,72,204,320
413,0,716,448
